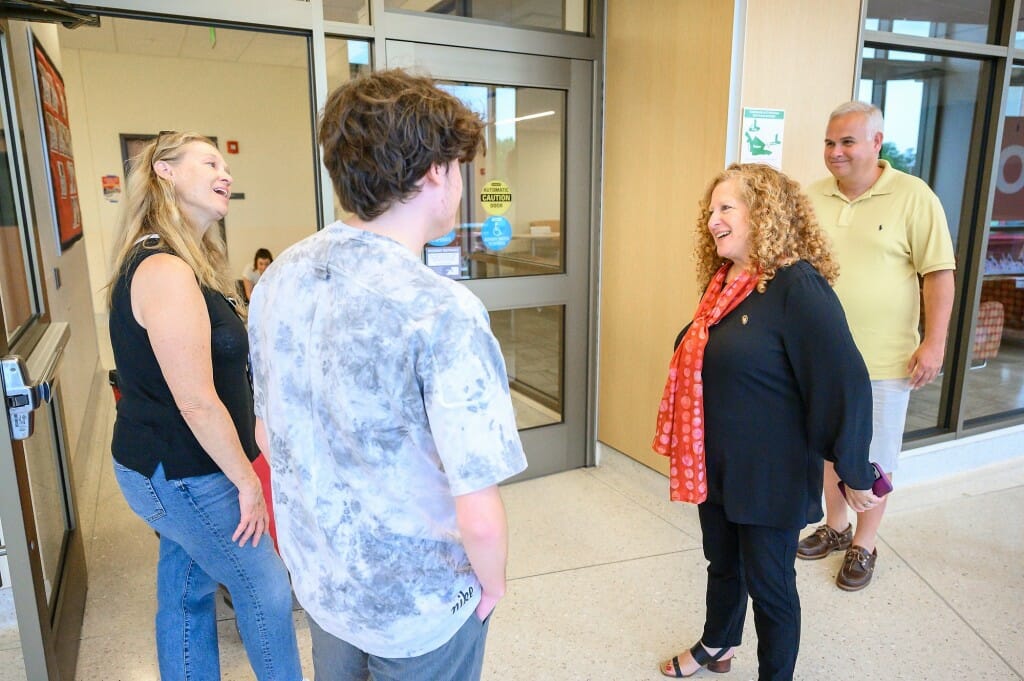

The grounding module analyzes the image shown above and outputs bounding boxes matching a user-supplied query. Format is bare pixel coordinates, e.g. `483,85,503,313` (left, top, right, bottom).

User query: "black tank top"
109,243,258,479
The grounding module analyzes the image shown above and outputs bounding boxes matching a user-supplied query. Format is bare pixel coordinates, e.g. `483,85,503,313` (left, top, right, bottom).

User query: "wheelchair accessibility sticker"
481,215,512,251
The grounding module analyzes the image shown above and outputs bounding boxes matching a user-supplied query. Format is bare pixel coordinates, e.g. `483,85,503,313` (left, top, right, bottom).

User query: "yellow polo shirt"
807,160,956,379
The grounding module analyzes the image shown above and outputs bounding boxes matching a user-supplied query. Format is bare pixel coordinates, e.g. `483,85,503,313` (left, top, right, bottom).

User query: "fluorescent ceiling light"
490,110,556,126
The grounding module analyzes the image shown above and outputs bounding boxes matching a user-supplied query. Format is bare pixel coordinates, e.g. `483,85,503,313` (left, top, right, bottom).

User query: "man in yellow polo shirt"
800,101,955,591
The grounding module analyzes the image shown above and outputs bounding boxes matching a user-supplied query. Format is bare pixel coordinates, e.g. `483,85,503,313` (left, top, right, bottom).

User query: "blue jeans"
307,610,491,681
113,460,302,681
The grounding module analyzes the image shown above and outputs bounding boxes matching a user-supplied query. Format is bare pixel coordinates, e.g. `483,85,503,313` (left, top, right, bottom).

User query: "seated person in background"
241,247,273,300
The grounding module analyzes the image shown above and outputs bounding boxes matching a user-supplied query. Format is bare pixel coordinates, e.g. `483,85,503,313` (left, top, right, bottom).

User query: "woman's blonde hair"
694,163,838,293
106,131,240,311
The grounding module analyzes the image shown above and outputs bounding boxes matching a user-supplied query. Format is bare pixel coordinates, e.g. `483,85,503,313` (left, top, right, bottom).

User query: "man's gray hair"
829,101,884,137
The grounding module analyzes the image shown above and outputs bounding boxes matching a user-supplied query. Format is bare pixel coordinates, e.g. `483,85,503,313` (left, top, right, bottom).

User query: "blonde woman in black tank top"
106,132,301,681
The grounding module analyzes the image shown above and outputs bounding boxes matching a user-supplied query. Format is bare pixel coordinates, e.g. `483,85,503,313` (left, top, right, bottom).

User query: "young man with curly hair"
247,69,528,680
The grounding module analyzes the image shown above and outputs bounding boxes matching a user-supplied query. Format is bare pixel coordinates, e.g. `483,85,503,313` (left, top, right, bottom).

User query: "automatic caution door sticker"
480,180,511,215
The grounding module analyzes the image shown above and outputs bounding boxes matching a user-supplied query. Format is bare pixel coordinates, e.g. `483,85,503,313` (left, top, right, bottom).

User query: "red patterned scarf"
653,264,759,503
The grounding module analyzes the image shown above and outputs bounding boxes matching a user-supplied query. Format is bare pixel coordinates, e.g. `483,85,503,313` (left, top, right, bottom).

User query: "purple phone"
838,462,893,499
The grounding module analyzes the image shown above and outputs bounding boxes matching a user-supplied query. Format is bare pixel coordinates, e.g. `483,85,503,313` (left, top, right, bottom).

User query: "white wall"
514,129,561,226
60,46,319,313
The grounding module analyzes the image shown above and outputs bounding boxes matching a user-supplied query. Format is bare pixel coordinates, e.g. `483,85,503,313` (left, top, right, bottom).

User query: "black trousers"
698,502,801,681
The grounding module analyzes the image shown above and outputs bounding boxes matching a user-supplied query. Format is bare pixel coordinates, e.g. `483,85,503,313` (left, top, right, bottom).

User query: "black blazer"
675,261,875,529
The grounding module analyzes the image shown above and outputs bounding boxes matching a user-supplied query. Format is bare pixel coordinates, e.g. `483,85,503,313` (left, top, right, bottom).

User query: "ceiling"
52,11,562,131
57,16,347,69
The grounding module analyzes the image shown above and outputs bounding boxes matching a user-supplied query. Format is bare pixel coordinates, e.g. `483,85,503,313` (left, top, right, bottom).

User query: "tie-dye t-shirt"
247,222,527,658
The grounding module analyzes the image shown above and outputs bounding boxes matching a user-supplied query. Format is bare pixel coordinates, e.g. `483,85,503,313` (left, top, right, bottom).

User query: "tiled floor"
3,370,1023,680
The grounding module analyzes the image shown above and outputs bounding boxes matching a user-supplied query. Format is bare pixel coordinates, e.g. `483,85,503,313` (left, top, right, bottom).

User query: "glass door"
0,25,86,681
386,42,593,479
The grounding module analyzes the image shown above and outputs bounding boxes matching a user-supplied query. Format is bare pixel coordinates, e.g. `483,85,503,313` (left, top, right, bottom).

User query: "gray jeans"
307,609,492,681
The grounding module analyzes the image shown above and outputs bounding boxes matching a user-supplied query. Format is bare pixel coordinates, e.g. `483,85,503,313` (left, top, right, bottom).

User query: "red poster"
32,36,82,252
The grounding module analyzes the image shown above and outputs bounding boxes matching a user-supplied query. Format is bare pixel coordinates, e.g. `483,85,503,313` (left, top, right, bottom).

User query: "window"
962,65,1024,424
325,37,372,87
424,82,565,281
859,48,983,433
866,0,994,44
384,0,587,33
324,0,370,24
0,44,39,343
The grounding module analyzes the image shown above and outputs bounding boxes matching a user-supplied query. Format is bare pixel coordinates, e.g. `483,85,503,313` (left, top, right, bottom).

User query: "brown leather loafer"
836,545,877,591
796,523,853,560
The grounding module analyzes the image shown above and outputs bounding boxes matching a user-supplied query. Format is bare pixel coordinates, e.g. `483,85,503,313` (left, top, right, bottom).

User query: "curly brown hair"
318,68,485,221
694,163,837,293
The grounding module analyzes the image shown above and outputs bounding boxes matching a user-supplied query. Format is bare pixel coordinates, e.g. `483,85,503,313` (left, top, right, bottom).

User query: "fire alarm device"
226,141,239,154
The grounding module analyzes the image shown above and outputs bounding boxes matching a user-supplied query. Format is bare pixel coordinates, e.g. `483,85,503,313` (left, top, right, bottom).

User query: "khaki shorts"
868,378,911,473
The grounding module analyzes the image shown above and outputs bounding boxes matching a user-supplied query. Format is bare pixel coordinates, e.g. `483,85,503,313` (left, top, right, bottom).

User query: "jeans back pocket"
112,460,167,524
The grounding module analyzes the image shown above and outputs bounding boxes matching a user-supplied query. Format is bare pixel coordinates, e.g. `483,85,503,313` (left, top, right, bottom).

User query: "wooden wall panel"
599,0,735,473
599,0,863,473
739,0,862,186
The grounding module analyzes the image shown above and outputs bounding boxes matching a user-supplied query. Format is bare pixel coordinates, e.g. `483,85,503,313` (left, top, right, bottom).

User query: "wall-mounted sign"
740,107,784,169
425,246,461,278
102,174,121,202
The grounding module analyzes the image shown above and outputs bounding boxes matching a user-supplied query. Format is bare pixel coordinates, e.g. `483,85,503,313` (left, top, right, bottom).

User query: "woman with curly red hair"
656,164,877,680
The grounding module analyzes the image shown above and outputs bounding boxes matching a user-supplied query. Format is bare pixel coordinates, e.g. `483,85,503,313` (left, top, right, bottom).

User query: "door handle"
1,355,52,440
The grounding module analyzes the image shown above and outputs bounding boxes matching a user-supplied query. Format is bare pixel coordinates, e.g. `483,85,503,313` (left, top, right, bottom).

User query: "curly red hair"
694,163,838,293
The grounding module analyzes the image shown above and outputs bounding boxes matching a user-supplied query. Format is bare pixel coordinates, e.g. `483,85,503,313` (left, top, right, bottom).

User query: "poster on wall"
740,107,784,169
30,33,83,253
102,174,121,203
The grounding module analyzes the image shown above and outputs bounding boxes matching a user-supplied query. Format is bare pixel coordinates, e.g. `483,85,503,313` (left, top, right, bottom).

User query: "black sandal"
661,640,733,678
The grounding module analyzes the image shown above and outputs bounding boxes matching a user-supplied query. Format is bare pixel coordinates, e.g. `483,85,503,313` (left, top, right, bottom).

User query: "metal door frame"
0,18,84,680
386,41,594,478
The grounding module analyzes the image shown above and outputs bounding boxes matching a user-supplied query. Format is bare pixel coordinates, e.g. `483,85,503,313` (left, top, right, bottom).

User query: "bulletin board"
31,34,82,253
